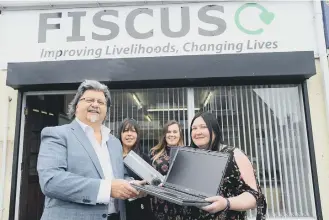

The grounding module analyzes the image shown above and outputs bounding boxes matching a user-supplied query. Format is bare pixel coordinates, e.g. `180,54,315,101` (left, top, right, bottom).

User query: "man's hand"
129,180,147,198
111,179,139,200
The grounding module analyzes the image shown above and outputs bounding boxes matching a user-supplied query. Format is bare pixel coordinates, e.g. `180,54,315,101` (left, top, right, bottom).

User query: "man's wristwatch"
223,198,231,212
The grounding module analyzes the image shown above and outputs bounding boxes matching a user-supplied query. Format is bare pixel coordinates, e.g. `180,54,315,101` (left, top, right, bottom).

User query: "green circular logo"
235,3,275,35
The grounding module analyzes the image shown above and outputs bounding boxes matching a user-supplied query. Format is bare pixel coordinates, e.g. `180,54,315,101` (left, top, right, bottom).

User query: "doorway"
18,95,64,220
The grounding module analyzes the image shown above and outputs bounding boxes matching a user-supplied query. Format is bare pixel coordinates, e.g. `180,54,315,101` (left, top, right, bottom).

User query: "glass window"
97,85,315,218
108,88,189,153
29,84,317,219
194,85,316,218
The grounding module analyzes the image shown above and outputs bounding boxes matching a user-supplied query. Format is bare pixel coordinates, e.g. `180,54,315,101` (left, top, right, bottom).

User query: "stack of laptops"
130,147,231,207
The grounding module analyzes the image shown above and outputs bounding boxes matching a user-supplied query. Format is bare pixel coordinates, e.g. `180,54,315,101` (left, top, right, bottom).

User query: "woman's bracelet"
223,198,231,212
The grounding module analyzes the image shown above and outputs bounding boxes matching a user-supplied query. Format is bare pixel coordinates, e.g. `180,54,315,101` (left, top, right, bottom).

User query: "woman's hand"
201,196,228,214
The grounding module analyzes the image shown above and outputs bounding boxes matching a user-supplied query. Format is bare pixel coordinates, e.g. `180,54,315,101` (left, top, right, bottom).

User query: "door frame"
14,90,75,220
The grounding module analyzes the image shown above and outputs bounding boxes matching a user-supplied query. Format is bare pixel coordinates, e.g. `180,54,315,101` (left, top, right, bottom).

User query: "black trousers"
107,213,120,220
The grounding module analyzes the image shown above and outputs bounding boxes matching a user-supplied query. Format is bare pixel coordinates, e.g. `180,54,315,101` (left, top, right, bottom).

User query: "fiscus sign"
0,2,316,62
38,5,227,42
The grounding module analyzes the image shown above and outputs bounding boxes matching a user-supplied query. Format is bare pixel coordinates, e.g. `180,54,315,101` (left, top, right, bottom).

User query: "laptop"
123,150,165,185
131,147,231,207
167,146,179,165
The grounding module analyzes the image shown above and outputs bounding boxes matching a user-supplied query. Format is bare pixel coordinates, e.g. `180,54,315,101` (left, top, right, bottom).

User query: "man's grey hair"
67,80,111,119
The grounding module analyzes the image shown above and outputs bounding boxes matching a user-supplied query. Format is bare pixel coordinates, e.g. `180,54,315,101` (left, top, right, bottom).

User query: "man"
37,80,144,220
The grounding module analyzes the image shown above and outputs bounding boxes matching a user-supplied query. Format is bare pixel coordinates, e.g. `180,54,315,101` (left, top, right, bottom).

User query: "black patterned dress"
150,146,267,220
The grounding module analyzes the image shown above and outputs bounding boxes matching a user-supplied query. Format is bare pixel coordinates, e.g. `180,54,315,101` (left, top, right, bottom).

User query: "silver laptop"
131,147,231,207
123,150,165,185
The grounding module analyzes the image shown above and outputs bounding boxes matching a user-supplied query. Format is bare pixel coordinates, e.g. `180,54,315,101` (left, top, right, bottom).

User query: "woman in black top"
118,118,154,220
181,112,267,220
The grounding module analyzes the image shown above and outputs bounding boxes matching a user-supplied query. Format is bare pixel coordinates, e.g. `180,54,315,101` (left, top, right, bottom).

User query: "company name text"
38,5,226,43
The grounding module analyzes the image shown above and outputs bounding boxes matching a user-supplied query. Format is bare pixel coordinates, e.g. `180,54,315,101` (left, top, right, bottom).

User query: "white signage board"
0,1,316,64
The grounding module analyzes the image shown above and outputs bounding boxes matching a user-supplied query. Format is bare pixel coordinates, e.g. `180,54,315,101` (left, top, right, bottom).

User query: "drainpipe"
309,1,328,219
313,0,329,126
0,96,12,220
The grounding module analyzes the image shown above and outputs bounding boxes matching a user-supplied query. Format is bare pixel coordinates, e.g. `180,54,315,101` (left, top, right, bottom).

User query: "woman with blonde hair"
149,120,185,220
150,120,184,173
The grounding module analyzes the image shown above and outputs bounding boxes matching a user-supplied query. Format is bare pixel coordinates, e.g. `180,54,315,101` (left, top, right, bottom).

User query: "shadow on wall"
0,140,15,220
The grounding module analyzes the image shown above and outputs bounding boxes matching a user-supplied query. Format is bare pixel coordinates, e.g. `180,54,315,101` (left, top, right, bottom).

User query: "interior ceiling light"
203,92,213,107
147,107,200,112
145,115,152,122
132,93,143,109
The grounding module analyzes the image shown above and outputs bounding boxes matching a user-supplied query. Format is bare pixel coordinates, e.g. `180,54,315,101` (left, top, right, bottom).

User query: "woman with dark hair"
149,120,185,220
118,118,154,220
118,118,143,157
190,111,223,151
184,111,267,220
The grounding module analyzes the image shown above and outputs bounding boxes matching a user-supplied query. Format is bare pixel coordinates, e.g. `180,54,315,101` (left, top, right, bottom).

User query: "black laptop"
169,146,180,165
131,147,231,207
